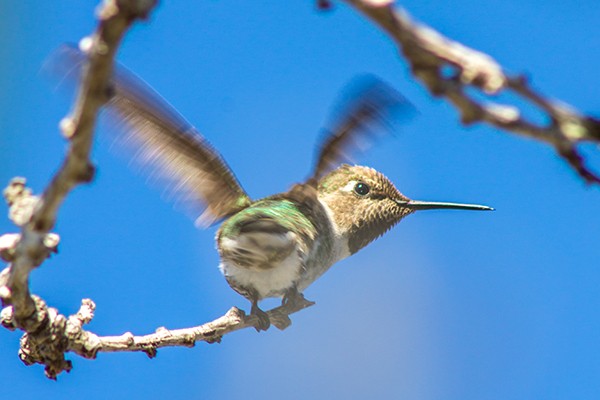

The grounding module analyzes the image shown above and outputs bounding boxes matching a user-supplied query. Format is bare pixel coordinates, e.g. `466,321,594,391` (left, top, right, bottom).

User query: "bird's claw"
282,289,315,311
270,313,292,331
250,303,270,332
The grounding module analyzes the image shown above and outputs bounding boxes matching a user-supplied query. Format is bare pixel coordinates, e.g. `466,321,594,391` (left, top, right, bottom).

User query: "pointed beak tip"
472,205,494,211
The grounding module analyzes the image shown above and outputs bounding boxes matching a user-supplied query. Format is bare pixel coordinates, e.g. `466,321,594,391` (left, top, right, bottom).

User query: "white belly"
219,250,302,299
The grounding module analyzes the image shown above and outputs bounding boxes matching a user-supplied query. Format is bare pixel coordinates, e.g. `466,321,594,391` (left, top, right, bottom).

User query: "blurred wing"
48,46,252,227
308,76,415,184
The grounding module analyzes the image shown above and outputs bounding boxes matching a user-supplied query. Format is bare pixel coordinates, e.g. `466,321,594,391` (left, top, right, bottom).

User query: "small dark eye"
354,182,370,196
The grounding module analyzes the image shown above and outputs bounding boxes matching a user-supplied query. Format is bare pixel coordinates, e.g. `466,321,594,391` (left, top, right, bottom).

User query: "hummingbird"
52,47,493,331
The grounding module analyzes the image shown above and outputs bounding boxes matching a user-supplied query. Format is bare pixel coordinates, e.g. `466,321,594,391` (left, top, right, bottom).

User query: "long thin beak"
396,200,494,211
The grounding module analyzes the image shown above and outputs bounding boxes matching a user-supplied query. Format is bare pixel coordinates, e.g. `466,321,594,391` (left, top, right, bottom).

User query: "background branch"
344,0,600,183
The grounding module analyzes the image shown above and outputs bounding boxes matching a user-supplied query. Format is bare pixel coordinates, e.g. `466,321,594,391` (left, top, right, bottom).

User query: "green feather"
219,199,316,240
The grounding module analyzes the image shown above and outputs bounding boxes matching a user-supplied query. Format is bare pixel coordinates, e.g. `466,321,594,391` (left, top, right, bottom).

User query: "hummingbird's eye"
354,182,370,196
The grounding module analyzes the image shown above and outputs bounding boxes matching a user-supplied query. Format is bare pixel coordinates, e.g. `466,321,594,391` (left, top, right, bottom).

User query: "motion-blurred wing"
49,46,252,227
308,76,414,185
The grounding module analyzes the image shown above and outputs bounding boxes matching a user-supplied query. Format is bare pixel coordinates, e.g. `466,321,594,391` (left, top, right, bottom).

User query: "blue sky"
1,1,600,399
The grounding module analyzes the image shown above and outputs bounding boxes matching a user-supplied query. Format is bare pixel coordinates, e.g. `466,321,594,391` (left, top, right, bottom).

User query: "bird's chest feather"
218,230,304,298
215,197,342,299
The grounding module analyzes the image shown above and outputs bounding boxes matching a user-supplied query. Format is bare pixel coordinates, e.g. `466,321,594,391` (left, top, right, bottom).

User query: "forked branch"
344,0,600,183
0,0,159,379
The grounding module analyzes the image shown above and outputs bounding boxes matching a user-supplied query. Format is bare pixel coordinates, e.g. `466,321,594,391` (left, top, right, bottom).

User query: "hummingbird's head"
318,164,492,254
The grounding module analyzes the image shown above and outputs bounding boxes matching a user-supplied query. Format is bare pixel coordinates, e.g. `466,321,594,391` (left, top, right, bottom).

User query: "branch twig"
0,0,318,380
0,0,158,379
344,0,600,183
0,294,313,361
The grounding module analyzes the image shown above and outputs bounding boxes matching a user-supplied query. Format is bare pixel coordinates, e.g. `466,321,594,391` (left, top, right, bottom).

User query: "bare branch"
344,0,600,183
74,300,311,356
0,0,319,380
0,0,158,379
0,286,313,370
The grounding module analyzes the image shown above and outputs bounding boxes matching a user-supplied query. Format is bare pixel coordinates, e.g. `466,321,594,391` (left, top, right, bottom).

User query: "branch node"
3,178,39,227
97,0,120,20
183,333,197,346
76,162,97,183
18,295,49,333
0,234,20,261
0,285,12,302
77,298,96,324
155,326,170,335
122,331,135,345
142,346,158,358
59,117,77,139
484,103,521,125
19,336,38,366
43,233,60,254
79,36,94,54
459,106,483,125
225,306,246,320
95,39,110,56
206,336,222,344
3,177,28,205
202,330,221,344
1,305,15,330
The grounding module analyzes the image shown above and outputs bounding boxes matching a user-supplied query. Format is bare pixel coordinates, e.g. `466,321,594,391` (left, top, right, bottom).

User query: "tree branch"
0,294,313,362
0,0,317,380
0,0,159,379
344,0,600,183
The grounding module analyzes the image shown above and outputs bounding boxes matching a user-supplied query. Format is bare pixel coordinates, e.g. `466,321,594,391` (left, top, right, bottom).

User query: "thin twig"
344,0,600,183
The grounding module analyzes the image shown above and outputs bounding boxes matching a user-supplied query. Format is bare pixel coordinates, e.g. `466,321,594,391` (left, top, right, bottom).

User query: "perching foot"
250,301,270,332
282,288,315,311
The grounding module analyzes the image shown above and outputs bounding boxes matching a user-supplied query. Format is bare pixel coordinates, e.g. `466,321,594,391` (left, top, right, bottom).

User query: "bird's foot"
250,302,270,332
269,289,315,331
282,288,315,311
270,313,292,331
